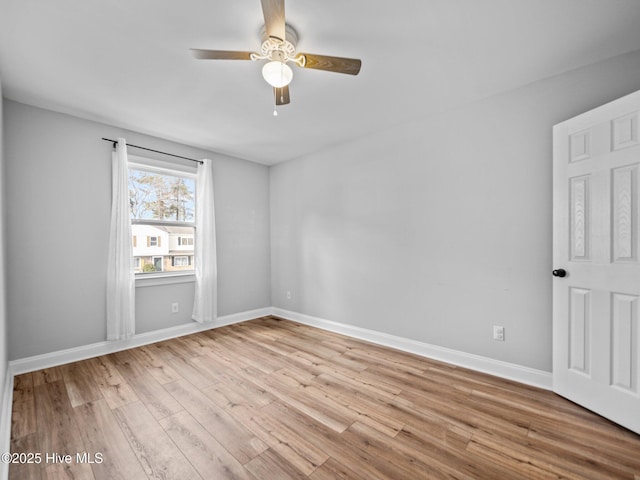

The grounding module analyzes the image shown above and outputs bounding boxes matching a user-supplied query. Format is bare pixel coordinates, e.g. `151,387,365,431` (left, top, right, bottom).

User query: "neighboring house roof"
132,225,193,235
134,251,194,256
155,226,194,235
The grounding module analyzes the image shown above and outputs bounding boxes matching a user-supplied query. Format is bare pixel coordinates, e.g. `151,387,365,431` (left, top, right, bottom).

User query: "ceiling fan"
190,0,362,111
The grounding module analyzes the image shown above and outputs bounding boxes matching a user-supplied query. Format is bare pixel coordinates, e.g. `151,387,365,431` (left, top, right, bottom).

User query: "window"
129,157,196,277
172,256,190,267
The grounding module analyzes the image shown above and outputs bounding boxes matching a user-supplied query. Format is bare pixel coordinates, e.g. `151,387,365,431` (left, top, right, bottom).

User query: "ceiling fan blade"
275,86,290,105
190,49,253,60
299,53,362,75
261,0,286,42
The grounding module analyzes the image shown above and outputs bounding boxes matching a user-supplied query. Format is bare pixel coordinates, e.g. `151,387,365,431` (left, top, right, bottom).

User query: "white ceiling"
2,0,640,165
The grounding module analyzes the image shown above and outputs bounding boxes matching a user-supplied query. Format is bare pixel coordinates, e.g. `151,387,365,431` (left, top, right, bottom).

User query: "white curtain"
106,138,135,340
192,158,217,323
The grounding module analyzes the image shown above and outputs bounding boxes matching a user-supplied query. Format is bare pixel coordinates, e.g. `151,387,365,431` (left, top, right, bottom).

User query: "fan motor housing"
259,23,298,59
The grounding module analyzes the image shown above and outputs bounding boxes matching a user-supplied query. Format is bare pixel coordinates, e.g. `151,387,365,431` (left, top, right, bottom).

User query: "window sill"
135,272,196,288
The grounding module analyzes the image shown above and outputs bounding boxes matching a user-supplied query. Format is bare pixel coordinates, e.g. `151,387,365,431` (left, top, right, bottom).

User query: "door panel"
612,164,638,262
568,287,590,375
611,292,638,392
553,90,640,434
569,176,590,261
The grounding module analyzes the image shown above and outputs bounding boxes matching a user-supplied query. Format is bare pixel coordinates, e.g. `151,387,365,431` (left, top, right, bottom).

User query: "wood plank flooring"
9,316,640,479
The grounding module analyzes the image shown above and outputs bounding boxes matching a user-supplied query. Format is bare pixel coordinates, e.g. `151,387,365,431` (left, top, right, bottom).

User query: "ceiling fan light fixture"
262,60,293,88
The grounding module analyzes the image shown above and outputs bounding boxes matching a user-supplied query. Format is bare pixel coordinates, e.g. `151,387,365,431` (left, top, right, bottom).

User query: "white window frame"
173,255,190,266
178,237,194,246
128,155,197,286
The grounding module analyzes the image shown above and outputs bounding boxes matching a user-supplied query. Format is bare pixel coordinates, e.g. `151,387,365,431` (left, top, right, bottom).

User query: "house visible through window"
128,157,196,276
172,256,190,267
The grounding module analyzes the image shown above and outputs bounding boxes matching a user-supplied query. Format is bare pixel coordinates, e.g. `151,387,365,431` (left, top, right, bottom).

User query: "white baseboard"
1,305,552,480
271,307,552,390
9,307,272,375
0,367,14,480
7,304,552,387
0,333,551,480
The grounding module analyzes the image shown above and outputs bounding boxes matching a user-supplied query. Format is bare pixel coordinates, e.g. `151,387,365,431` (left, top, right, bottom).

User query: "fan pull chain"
273,88,279,116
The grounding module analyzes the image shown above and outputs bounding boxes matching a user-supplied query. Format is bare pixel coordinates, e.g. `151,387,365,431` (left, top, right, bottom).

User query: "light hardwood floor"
9,316,640,479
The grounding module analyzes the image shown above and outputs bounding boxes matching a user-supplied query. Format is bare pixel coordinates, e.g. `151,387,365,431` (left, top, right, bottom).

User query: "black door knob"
552,268,567,277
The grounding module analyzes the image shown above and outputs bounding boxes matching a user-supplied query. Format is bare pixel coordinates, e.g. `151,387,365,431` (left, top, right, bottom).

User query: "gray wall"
270,49,640,372
5,49,640,372
0,82,7,404
4,101,271,359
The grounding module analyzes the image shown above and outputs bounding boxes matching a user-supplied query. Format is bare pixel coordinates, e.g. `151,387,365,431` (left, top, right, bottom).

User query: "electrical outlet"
286,291,291,300
493,325,505,341
171,302,179,313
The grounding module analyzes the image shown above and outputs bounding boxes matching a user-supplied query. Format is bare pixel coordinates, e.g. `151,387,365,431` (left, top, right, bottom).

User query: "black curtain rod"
102,138,204,165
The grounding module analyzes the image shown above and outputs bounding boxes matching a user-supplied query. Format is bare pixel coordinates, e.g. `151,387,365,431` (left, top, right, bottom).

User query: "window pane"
132,224,195,274
129,169,195,222
173,256,189,266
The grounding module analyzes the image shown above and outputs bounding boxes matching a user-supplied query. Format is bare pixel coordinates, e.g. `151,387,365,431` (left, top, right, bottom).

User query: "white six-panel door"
553,90,640,434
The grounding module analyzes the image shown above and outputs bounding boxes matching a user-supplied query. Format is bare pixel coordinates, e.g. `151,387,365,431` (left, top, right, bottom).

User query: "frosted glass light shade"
262,61,293,88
